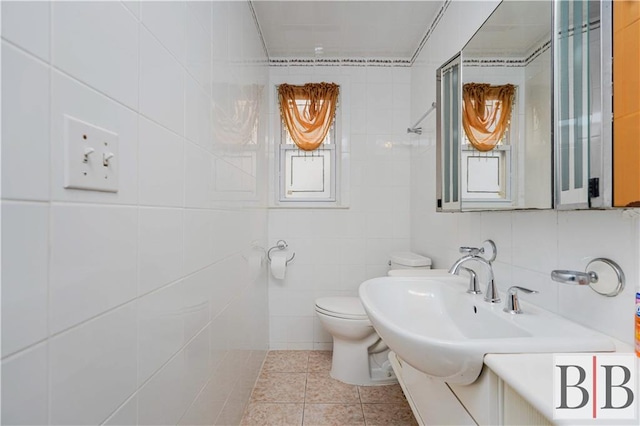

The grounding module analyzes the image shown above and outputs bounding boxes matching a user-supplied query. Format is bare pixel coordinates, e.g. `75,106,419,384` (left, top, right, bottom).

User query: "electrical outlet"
64,115,119,193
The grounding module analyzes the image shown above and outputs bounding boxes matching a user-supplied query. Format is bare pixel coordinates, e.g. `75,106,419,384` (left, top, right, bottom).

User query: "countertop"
484,340,639,425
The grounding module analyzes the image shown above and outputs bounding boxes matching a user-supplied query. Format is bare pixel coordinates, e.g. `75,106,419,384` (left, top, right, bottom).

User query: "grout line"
46,1,55,423
302,352,309,426
3,35,210,147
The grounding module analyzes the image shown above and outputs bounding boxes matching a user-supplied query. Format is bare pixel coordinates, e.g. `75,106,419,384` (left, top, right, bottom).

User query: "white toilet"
315,251,431,386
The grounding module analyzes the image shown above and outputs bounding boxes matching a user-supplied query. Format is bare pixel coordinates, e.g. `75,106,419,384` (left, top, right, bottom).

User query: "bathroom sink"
358,275,615,385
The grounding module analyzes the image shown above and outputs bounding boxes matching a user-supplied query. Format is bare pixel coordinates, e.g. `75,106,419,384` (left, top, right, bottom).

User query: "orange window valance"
278,82,340,151
462,83,516,152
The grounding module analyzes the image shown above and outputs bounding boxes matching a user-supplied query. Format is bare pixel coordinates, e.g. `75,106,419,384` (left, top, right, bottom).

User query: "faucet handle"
459,246,482,256
460,267,481,294
503,286,538,314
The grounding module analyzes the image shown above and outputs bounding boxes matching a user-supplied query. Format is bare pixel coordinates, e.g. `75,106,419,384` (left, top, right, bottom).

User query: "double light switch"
64,115,119,193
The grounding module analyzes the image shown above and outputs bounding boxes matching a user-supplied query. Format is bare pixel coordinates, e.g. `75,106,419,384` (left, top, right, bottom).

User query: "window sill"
268,202,350,209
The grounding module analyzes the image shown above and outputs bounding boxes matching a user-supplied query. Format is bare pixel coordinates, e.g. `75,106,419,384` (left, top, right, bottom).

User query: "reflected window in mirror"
461,83,517,206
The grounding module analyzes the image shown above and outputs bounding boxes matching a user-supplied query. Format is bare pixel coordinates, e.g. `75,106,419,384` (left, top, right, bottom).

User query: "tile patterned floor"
240,351,418,426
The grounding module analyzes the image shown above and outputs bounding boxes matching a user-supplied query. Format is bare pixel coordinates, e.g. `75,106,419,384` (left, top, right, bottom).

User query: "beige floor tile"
307,351,332,373
358,384,407,404
246,352,416,426
362,403,418,426
305,372,360,404
250,372,307,403
262,350,310,373
303,404,365,426
240,402,304,425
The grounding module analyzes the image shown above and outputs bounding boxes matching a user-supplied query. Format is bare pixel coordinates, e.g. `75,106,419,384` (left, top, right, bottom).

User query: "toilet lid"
315,297,369,320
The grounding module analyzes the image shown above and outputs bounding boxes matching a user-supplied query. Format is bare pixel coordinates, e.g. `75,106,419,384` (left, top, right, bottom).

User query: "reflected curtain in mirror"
462,83,515,152
278,83,339,151
213,84,263,146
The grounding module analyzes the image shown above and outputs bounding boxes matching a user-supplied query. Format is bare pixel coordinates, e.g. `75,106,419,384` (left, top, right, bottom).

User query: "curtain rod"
407,102,437,135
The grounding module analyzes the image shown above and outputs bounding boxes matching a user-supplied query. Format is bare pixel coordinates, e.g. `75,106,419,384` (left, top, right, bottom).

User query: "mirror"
437,0,553,211
554,0,613,209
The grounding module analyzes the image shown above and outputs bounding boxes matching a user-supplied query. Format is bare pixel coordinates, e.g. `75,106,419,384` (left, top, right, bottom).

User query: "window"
277,92,340,203
461,131,512,202
461,92,517,205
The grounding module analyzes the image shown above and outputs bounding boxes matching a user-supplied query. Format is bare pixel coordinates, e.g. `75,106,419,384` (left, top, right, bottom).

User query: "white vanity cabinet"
390,352,552,426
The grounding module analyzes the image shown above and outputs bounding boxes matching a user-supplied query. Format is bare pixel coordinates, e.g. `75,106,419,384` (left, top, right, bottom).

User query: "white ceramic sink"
359,275,615,385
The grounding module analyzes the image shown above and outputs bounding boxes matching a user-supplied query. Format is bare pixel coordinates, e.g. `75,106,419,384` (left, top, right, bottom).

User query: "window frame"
275,87,342,205
460,88,518,208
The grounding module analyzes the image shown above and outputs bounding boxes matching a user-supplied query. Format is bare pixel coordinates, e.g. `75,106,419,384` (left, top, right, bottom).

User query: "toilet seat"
315,297,369,321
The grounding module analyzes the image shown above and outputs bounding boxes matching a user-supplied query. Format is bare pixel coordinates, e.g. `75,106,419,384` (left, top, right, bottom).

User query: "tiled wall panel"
1,2,269,425
267,66,413,349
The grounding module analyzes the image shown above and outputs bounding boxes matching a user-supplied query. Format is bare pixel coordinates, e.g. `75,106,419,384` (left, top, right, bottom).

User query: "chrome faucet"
449,241,500,303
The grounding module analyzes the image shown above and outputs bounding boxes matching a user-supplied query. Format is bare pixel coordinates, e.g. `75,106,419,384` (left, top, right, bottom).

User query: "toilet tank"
388,252,431,270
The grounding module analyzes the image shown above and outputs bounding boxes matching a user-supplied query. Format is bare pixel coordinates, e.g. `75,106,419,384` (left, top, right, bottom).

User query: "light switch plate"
64,115,119,193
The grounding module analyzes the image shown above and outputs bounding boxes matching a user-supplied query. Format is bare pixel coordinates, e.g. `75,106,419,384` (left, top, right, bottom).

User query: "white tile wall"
1,202,49,357
409,0,640,346
138,117,185,207
137,350,186,426
1,2,269,425
185,141,214,207
52,1,139,109
138,281,185,385
1,42,50,201
103,395,138,426
49,303,137,425
49,204,138,334
267,66,413,349
186,3,212,92
184,327,211,406
138,207,184,295
1,1,50,61
139,27,185,135
0,343,49,425
140,1,186,65
185,77,213,150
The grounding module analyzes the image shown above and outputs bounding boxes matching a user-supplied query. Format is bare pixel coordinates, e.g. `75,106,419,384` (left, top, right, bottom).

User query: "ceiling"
462,1,552,58
251,1,442,60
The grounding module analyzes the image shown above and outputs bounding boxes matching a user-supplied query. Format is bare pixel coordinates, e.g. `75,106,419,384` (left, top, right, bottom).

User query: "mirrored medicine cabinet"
436,0,619,212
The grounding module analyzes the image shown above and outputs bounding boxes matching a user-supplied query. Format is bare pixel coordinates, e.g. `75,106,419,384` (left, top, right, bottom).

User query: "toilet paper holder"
267,240,296,265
